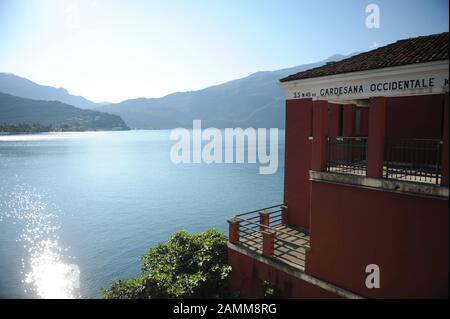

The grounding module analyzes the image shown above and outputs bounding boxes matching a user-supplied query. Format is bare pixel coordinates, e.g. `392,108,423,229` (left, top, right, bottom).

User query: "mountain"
0,73,104,109
98,54,351,129
0,54,352,129
0,92,128,131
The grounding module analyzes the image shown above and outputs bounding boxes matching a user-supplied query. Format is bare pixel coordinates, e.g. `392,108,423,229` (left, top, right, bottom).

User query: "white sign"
280,61,449,102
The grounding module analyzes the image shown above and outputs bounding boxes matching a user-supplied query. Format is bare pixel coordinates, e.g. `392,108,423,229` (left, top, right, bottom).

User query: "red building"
227,32,449,299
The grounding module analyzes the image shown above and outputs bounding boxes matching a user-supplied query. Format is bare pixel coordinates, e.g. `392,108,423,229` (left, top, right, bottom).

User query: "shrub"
101,229,232,299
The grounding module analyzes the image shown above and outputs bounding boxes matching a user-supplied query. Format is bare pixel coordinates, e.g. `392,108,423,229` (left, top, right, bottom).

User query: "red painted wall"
359,107,370,137
228,248,339,298
284,99,313,229
367,97,387,178
441,93,449,186
311,101,329,172
328,104,342,137
343,105,356,137
306,181,449,298
386,95,445,139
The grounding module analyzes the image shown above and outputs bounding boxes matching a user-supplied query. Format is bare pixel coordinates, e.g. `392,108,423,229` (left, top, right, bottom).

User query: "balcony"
228,204,310,270
326,137,443,185
326,137,368,176
384,138,443,185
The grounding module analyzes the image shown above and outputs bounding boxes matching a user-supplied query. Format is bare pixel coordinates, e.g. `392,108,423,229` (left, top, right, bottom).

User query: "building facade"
227,32,449,299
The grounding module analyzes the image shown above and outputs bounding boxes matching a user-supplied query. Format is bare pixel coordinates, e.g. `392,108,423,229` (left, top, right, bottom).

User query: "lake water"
0,130,284,298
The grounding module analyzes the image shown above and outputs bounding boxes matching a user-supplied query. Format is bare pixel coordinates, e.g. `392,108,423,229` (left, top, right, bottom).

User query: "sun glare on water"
24,239,80,299
0,131,107,142
0,187,80,299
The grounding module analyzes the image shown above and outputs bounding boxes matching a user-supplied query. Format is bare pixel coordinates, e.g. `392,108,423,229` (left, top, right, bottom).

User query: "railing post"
228,218,240,244
262,231,276,257
281,205,288,225
259,210,270,231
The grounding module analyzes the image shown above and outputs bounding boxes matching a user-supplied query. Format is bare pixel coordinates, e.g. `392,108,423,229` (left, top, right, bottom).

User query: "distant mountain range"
0,92,128,131
0,54,351,130
0,73,106,109
98,55,349,129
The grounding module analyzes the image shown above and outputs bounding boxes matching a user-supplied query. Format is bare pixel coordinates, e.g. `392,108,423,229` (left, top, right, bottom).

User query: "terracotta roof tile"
280,32,449,82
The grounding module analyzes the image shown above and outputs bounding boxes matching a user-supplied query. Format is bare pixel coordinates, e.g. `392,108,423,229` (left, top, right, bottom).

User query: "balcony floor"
239,224,309,271
327,165,441,185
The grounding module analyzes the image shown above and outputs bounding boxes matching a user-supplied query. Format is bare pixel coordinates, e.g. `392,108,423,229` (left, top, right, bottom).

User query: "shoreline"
0,129,130,135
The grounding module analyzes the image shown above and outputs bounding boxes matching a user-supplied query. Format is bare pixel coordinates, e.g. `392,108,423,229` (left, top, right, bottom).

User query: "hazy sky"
0,0,448,103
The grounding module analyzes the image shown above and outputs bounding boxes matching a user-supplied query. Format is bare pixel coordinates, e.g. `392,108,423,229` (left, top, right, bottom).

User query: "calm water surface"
0,130,284,298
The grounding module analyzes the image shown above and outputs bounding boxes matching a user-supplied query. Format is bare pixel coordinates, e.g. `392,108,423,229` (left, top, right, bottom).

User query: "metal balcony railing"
325,136,444,185
384,138,443,185
326,137,368,176
228,204,310,270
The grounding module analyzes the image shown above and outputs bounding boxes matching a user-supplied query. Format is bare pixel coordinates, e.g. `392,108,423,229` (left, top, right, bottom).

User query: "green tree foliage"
0,123,52,133
100,229,232,299
0,92,129,131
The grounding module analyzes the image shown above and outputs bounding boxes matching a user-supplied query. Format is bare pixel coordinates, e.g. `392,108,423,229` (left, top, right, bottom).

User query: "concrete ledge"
228,242,364,299
310,171,449,199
